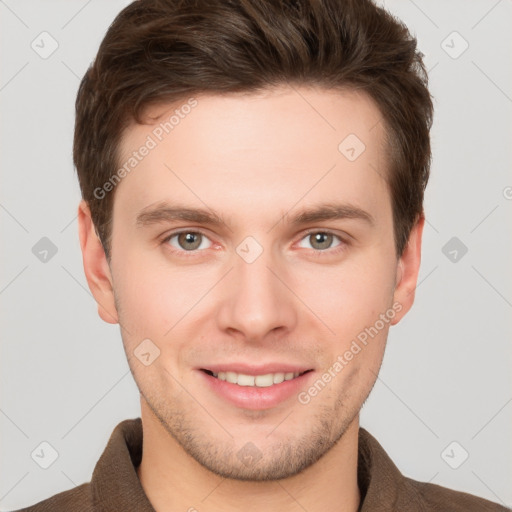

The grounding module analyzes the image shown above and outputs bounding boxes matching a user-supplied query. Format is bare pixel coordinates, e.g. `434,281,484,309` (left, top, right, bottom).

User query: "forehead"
120,85,386,161
114,86,389,226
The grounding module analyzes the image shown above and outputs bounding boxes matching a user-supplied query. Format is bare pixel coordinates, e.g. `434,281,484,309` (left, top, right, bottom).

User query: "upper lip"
199,363,314,375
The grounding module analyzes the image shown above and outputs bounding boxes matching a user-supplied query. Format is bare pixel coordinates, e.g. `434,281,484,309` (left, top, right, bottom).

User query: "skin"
78,85,423,512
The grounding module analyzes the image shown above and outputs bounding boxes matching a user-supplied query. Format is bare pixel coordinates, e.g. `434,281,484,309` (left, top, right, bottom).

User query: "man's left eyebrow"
286,203,374,227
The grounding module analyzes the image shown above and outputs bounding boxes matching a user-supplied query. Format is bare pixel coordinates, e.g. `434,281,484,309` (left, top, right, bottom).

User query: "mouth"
198,366,316,410
200,368,313,387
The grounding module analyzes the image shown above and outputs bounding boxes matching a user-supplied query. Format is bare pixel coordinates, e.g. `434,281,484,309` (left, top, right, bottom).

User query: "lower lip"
198,370,314,410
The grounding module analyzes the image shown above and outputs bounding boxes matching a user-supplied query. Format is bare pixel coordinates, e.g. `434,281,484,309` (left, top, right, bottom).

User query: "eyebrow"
135,201,374,229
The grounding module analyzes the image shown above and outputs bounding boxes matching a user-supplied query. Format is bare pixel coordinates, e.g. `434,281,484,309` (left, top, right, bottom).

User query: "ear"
390,215,424,325
77,200,119,324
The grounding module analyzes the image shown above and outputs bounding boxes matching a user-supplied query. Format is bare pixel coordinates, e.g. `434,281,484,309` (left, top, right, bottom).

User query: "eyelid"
300,227,347,239
161,227,212,240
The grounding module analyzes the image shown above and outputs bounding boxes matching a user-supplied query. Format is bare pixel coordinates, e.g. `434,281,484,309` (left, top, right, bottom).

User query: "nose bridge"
216,239,297,340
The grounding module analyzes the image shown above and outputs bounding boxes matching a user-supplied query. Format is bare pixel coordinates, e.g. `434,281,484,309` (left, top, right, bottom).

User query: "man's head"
74,0,432,261
77,0,432,482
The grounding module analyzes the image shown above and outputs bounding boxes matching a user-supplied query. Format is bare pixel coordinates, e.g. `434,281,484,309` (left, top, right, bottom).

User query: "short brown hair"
74,0,433,260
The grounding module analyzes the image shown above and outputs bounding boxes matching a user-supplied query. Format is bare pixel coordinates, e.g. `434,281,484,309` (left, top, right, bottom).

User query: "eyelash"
160,229,348,258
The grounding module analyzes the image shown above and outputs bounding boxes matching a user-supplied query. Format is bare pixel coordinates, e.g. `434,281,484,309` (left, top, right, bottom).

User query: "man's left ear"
391,214,424,325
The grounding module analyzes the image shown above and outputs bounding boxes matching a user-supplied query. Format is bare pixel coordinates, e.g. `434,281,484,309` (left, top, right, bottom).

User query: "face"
79,85,422,481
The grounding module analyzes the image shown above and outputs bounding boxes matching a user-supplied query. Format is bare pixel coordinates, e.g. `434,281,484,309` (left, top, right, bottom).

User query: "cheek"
292,253,396,339
111,248,192,337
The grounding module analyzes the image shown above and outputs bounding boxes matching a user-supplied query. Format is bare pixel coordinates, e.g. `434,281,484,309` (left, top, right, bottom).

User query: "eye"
297,231,343,251
163,231,212,252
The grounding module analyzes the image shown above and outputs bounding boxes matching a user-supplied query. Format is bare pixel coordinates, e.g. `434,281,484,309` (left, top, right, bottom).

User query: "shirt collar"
92,418,155,511
356,428,425,511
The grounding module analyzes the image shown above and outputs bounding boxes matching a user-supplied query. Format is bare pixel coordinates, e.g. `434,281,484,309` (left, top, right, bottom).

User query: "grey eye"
167,232,212,251
298,232,341,251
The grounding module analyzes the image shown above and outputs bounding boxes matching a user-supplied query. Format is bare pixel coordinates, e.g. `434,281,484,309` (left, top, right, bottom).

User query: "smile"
202,369,312,387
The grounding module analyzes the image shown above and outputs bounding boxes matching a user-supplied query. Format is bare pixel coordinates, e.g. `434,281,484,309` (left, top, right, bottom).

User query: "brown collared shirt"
15,418,510,511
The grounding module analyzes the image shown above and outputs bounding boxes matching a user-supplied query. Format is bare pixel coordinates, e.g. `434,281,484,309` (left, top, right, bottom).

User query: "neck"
136,398,361,512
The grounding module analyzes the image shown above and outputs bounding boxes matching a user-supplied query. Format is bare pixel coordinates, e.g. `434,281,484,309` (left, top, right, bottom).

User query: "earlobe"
390,215,425,326
77,200,119,324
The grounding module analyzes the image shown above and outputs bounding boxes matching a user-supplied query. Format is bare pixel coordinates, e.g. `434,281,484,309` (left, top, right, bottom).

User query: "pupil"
179,232,201,250
313,232,332,250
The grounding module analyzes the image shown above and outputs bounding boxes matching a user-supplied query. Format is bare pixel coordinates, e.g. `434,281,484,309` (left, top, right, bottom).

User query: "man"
16,0,509,510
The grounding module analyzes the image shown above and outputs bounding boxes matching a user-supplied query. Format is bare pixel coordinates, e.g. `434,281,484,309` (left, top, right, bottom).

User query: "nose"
215,245,298,342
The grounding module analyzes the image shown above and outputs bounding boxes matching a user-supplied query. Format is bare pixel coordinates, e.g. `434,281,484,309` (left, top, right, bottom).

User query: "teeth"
273,373,285,384
255,374,274,387
225,371,237,384
237,374,255,386
211,371,302,387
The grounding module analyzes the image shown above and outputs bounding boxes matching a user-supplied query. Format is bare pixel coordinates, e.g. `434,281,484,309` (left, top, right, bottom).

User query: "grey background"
1,0,511,510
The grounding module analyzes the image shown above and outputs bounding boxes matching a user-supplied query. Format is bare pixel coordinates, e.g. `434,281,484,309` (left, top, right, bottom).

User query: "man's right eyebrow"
135,203,226,228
